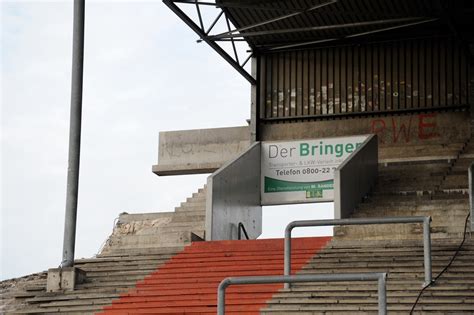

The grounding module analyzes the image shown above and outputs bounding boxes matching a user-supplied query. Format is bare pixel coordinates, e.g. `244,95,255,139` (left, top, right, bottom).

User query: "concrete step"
358,199,468,210
451,157,474,170
105,231,204,249
185,195,206,203
333,224,467,240
378,162,451,173
378,143,463,160
174,204,206,212
373,183,439,193
133,222,205,235
440,174,469,189
96,246,184,258
367,191,468,202
352,209,468,220
116,212,174,224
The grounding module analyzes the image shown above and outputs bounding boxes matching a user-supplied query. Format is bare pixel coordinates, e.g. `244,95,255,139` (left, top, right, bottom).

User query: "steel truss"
163,0,438,83
163,0,256,84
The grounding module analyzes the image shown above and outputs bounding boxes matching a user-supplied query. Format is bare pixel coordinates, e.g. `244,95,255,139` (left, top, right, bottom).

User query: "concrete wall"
153,112,469,176
260,111,470,147
206,142,262,240
334,135,378,219
153,126,250,176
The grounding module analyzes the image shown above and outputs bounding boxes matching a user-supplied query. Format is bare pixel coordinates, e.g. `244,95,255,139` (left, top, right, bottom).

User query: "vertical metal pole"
423,217,432,285
217,280,228,315
62,0,85,268
378,273,387,315
283,225,292,289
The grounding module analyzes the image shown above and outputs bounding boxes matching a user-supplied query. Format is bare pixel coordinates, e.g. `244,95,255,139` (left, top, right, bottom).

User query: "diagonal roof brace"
209,0,337,40
163,0,256,85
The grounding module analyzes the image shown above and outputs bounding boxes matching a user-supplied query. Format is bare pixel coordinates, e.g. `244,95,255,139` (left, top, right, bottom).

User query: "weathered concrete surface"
334,135,378,219
206,142,262,241
154,112,469,175
334,139,473,240
260,111,470,147
153,126,250,176
46,267,86,292
0,248,182,314
0,272,47,313
101,187,207,253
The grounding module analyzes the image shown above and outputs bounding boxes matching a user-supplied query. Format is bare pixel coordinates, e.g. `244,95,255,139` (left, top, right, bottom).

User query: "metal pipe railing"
237,222,249,240
284,216,432,288
217,272,387,315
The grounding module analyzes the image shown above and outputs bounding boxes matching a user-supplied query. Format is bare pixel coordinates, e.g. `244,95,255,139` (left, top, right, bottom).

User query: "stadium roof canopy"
163,0,474,83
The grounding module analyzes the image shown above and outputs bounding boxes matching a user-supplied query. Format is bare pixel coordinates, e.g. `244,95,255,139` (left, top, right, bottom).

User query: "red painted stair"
99,237,331,314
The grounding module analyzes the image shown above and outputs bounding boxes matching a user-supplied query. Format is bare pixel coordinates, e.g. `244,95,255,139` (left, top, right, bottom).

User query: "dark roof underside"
218,0,474,51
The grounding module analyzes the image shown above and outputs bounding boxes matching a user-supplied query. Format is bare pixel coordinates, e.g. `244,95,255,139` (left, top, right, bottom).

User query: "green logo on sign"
306,189,323,198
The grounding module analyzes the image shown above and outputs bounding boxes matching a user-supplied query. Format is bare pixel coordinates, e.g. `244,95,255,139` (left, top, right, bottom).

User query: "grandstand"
1,0,474,314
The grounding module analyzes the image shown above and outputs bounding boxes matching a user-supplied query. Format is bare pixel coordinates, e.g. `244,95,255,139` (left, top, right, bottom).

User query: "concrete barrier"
153,126,250,176
206,142,262,240
334,135,378,219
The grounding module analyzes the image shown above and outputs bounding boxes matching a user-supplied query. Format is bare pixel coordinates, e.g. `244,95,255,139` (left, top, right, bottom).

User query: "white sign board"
261,135,368,205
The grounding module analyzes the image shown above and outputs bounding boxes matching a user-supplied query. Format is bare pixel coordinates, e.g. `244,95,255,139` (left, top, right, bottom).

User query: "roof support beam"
172,0,311,12
211,17,429,39
263,17,439,51
163,0,256,84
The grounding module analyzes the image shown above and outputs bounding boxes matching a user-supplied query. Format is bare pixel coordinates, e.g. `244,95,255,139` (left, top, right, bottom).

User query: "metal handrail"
217,272,387,315
284,216,432,288
237,222,249,240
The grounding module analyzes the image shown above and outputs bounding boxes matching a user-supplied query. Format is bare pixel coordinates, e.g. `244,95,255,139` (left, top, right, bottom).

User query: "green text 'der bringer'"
268,141,363,159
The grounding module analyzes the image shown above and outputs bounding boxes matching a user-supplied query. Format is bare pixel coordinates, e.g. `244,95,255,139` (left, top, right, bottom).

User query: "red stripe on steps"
98,237,331,315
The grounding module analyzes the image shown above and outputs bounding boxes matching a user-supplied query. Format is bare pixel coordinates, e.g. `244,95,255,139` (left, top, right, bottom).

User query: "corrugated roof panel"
217,0,474,51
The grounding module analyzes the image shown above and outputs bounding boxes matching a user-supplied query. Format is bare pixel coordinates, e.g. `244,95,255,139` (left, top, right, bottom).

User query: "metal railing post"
284,217,432,287
378,273,387,314
283,224,293,289
423,216,433,285
217,278,230,315
237,222,250,240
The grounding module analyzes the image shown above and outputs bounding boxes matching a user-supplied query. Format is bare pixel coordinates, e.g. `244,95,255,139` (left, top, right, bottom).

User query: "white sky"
1,0,333,281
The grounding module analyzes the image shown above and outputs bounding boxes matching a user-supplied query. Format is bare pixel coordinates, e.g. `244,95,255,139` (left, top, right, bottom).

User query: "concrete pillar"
46,267,86,292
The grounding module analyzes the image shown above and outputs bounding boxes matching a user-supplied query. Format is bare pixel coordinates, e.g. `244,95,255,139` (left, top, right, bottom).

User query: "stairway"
261,141,474,314
3,141,474,314
99,237,331,314
1,186,207,313
262,238,474,314
1,247,182,313
335,142,472,240
101,186,207,254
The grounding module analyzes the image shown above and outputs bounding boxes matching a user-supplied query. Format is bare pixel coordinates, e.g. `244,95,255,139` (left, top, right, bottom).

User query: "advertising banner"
261,135,368,205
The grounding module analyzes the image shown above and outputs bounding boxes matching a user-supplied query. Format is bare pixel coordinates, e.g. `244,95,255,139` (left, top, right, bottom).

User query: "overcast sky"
1,0,332,281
